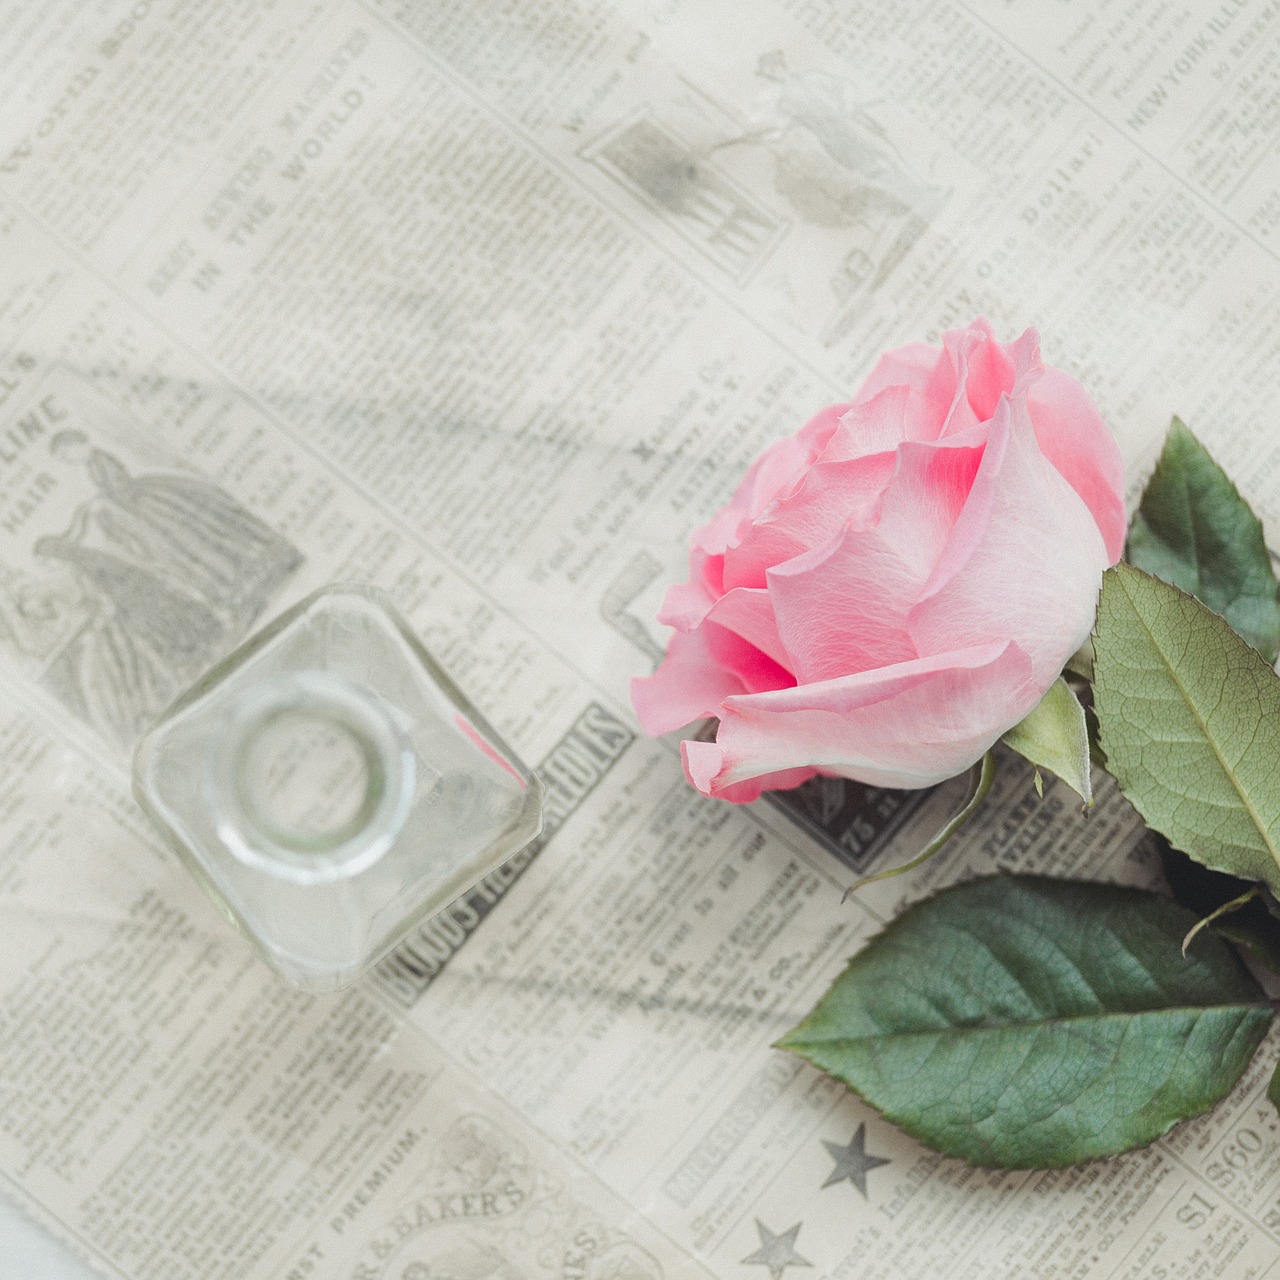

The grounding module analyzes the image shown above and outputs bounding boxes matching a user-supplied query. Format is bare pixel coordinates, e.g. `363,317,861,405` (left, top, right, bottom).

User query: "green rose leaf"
1269,1061,1280,1117
1001,676,1092,804
1127,417,1280,663
779,875,1272,1168
1093,563,1280,895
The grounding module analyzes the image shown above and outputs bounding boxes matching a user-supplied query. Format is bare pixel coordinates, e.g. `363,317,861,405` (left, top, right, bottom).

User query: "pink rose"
631,319,1125,802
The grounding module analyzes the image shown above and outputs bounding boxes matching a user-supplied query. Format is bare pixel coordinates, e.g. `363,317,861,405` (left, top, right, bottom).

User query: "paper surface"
0,1,1279,1277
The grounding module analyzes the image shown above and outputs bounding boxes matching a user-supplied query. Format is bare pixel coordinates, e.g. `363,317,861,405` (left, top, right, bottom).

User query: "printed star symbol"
741,1219,812,1280
822,1123,891,1197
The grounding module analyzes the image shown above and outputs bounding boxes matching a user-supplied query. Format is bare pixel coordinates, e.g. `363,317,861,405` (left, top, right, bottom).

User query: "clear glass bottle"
132,585,543,991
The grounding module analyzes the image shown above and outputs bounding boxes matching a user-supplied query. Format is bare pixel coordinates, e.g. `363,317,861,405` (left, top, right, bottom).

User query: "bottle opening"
236,706,384,853
208,672,414,882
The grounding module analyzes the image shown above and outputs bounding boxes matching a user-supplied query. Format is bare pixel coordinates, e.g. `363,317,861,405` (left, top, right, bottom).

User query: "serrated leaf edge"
1128,417,1280,663
780,1002,1271,1049
1102,564,1280,880
781,1018,1272,1169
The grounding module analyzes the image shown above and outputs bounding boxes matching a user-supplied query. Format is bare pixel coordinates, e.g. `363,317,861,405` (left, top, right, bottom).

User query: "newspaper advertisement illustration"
0,1,1278,1279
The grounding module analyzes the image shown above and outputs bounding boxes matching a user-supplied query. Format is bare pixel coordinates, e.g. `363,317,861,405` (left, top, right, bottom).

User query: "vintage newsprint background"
0,0,1278,1277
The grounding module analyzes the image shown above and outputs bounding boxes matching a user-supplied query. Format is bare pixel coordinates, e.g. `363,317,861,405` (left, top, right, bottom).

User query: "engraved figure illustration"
437,1114,535,1193
43,430,302,633
584,115,786,281
347,1114,667,1280
0,561,89,659
37,538,223,747
754,52,944,220
397,1241,524,1280
734,52,948,308
345,1117,539,1280
28,431,302,746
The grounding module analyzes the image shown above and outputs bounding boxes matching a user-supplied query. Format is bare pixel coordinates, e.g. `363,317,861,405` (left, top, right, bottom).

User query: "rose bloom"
631,319,1125,802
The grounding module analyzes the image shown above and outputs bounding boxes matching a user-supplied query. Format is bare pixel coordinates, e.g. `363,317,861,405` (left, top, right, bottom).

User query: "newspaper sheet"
0,0,1278,1277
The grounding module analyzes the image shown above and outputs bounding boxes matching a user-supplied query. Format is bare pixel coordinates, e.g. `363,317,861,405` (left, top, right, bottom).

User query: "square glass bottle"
132,585,543,991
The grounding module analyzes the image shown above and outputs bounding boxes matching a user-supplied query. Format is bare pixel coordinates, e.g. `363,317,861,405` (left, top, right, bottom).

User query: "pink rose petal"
852,342,939,403
722,448,896,591
658,576,718,632
1027,364,1127,562
682,740,817,804
695,401,851,557
687,641,1036,796
631,627,750,736
822,385,939,456
910,390,1108,686
704,586,791,671
767,434,984,681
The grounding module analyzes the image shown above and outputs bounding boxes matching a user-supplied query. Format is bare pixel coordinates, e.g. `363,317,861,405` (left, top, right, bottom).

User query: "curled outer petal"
682,642,1037,799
